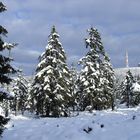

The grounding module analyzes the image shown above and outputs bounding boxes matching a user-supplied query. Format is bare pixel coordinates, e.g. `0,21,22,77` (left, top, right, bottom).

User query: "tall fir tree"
0,2,16,136
77,27,114,111
32,26,71,117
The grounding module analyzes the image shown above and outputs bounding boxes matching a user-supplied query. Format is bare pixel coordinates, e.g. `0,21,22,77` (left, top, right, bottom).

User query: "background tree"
120,70,135,107
69,63,78,111
32,26,72,117
114,78,122,108
12,71,29,115
26,76,34,113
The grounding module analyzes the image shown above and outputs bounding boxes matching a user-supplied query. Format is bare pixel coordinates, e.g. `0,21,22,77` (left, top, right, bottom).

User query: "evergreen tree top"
126,70,134,82
51,25,57,34
49,25,59,40
87,27,97,38
0,2,6,12
85,27,105,56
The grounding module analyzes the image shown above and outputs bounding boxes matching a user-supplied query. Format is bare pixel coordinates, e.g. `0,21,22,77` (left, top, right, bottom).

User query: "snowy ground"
2,107,140,140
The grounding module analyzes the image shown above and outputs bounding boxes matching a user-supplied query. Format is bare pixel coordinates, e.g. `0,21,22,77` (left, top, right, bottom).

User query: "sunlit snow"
3,107,140,140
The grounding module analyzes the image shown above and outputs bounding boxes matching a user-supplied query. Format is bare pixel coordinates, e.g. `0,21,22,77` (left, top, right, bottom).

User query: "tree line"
9,26,140,118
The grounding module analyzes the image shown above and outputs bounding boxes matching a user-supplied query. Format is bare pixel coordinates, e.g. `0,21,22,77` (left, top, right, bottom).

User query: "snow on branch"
0,87,14,100
2,42,17,50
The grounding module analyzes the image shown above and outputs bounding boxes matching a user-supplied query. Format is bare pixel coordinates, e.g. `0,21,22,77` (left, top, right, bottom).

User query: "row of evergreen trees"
10,26,140,118
1,2,139,119
11,67,140,118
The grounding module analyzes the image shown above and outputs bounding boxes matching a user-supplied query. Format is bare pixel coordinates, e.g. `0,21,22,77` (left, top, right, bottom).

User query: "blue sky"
1,0,140,75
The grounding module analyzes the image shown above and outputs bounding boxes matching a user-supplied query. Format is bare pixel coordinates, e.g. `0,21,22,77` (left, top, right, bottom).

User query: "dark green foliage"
0,2,16,136
0,115,9,135
0,17,16,85
0,90,13,101
0,2,6,12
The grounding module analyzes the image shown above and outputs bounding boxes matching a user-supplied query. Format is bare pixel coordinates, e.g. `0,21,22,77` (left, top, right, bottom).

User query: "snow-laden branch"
0,87,14,100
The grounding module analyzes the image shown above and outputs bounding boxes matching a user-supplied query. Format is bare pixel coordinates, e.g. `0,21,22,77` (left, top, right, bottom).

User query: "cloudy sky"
1,0,140,75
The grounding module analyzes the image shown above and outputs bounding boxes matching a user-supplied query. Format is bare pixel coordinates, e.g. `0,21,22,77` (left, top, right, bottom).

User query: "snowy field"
2,107,140,140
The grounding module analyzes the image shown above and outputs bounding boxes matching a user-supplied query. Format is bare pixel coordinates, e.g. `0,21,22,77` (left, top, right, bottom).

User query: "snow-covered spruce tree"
69,63,78,111
101,54,115,110
77,27,114,111
12,72,29,115
32,26,71,117
114,78,122,108
132,76,140,105
120,70,135,107
26,77,34,113
0,2,16,136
